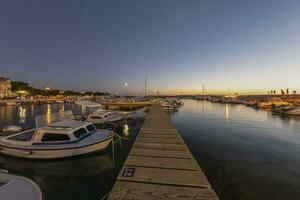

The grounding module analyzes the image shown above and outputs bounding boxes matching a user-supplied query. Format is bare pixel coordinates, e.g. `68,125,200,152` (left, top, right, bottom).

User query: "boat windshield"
86,124,96,132
90,116,102,119
9,130,35,141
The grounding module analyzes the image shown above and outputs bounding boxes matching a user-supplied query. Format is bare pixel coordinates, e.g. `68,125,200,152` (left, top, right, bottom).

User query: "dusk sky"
1,0,300,95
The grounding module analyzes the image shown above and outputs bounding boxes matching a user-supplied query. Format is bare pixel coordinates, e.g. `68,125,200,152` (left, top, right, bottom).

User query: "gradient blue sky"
1,0,300,95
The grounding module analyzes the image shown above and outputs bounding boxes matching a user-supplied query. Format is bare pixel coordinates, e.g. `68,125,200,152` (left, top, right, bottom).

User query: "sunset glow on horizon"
1,0,300,95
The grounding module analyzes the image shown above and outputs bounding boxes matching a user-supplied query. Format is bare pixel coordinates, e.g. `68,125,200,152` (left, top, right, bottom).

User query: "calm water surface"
1,100,300,200
171,99,300,200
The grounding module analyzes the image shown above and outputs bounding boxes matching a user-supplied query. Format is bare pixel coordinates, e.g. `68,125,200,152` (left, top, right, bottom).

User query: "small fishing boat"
0,119,113,159
272,105,300,116
75,100,129,123
256,97,291,109
0,171,42,200
88,110,124,125
162,104,178,111
55,100,64,104
1,125,23,136
5,101,19,106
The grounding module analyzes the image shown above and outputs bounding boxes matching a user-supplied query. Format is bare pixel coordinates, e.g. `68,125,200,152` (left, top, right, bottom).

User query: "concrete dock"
109,104,219,200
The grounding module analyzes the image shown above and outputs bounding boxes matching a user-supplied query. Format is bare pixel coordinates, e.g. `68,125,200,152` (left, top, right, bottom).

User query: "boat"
0,118,113,159
88,110,124,125
161,103,178,111
256,97,291,109
272,105,300,116
5,101,19,106
209,96,221,102
0,171,42,200
160,98,183,111
75,100,129,123
119,111,134,119
1,125,23,136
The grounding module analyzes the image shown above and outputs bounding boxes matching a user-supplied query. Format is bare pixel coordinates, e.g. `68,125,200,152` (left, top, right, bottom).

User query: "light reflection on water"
171,99,300,200
19,106,26,123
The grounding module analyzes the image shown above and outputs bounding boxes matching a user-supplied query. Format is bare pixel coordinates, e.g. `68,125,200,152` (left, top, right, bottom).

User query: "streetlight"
121,83,128,97
44,86,50,98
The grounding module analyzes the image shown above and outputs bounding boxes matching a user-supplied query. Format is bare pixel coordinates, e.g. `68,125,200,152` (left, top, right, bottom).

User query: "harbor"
1,1,300,199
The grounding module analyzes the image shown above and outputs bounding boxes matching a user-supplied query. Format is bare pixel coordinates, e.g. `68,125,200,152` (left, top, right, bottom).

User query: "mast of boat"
144,76,147,97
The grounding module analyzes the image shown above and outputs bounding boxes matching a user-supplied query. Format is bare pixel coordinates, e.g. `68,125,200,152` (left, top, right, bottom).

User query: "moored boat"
1,125,23,136
256,97,291,109
75,100,128,124
0,119,113,159
88,110,124,125
272,105,300,116
162,104,178,111
0,171,42,200
5,101,19,106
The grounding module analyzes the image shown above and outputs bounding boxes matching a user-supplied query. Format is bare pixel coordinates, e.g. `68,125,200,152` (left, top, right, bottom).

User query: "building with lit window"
0,77,12,98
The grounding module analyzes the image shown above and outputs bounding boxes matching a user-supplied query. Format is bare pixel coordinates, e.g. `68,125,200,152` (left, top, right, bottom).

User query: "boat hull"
0,137,112,159
0,172,42,200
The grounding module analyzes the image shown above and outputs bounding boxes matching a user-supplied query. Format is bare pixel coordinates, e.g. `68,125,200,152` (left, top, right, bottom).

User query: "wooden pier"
109,104,219,199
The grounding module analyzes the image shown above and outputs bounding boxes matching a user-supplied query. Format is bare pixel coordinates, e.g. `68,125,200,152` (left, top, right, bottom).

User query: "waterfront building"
0,77,12,98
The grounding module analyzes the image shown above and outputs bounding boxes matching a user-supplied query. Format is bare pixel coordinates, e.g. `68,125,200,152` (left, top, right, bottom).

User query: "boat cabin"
3,120,97,145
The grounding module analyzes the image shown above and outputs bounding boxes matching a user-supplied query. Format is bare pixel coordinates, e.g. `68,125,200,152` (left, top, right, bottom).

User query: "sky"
1,0,300,95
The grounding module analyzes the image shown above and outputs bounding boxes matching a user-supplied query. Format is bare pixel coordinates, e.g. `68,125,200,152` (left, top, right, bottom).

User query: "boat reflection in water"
0,151,115,199
0,152,113,177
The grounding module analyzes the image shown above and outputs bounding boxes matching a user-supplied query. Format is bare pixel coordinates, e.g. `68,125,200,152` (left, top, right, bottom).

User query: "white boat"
161,104,178,111
286,107,300,115
88,110,124,125
1,125,23,136
119,111,134,119
5,101,19,106
0,119,113,159
75,100,129,123
272,106,300,116
256,97,291,109
0,171,42,200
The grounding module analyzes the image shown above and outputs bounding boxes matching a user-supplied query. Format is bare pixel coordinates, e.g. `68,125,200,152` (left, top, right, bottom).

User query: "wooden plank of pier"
109,104,219,200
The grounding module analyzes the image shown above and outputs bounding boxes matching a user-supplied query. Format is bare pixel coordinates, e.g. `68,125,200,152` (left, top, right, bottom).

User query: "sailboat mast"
145,76,147,97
